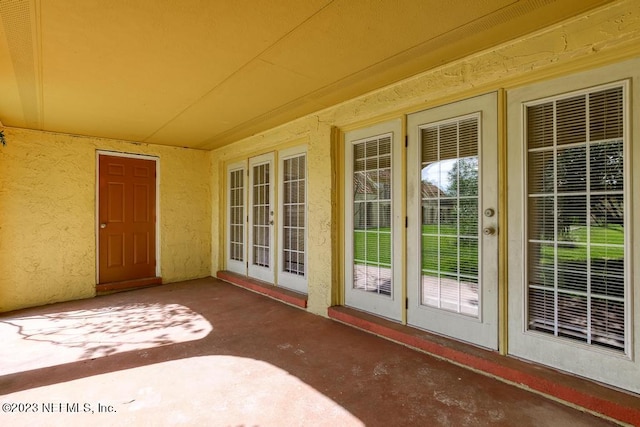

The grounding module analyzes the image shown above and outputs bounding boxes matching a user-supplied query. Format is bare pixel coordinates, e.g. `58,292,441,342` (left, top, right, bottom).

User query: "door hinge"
405,135,408,148
405,216,408,228
405,298,408,309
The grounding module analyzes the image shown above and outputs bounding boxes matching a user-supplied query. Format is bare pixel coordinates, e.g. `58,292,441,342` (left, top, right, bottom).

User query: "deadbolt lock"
484,208,495,218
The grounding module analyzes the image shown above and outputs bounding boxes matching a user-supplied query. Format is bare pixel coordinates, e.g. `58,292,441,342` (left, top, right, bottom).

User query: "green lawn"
541,225,624,262
353,225,478,275
353,224,624,274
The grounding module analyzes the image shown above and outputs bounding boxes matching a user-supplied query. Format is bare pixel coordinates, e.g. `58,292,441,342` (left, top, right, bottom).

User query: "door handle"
483,226,495,236
100,223,107,229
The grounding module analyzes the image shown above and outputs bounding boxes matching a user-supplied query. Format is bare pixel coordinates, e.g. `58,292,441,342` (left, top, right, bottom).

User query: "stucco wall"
0,128,211,312
210,0,640,316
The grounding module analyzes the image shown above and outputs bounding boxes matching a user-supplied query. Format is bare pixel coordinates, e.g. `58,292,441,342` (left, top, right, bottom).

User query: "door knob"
100,223,107,229
483,226,495,236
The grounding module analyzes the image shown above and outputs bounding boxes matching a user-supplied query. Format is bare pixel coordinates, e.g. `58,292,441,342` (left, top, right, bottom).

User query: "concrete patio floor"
0,277,625,426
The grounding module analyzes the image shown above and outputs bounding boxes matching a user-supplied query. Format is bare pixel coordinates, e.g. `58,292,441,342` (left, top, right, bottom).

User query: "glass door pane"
407,92,499,350
278,147,308,294
353,136,393,296
344,119,403,322
420,116,479,316
252,163,270,268
248,153,275,283
525,86,626,351
226,162,246,275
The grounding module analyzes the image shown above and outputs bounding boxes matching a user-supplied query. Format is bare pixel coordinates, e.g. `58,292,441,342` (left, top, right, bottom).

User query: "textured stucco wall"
210,0,640,317
0,128,211,312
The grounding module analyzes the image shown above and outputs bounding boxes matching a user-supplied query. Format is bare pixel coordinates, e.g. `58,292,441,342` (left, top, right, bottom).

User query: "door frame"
506,59,640,393
247,152,276,283
95,150,161,284
226,160,248,275
344,119,404,322
277,145,308,293
406,92,499,350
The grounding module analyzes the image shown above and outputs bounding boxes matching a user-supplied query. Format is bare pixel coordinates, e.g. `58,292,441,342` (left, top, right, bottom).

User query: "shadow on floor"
0,278,617,426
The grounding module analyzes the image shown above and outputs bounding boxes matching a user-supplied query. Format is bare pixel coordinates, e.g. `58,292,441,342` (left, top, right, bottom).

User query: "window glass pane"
252,163,270,268
525,84,626,351
229,169,244,262
353,135,393,295
282,154,306,276
420,115,479,316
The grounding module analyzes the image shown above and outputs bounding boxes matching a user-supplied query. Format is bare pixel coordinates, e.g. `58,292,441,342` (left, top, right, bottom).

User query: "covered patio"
0,278,631,426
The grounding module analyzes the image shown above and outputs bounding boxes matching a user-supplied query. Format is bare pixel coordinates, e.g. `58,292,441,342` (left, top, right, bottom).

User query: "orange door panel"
99,155,156,283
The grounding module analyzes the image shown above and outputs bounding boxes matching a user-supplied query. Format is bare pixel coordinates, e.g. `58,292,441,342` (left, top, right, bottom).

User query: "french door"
226,161,247,275
344,120,403,321
507,59,640,394
406,93,499,349
248,153,275,282
226,150,308,292
278,147,308,293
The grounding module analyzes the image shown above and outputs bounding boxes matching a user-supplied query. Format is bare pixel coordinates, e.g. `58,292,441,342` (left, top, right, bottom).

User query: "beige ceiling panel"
146,59,316,147
0,0,617,149
37,0,331,140
260,0,513,84
302,0,618,111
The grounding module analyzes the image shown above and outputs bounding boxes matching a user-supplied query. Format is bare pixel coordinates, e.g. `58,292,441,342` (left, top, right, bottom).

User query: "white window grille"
353,135,393,295
252,163,270,268
420,115,479,316
229,169,244,262
526,84,626,351
282,154,306,276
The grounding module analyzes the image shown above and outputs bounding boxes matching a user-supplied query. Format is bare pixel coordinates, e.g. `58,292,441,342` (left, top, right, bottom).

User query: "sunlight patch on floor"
0,303,211,375
0,356,364,426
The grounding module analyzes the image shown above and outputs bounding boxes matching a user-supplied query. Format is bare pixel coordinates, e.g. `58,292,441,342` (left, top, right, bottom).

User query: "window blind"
420,116,479,316
526,85,626,351
282,154,306,276
229,169,244,262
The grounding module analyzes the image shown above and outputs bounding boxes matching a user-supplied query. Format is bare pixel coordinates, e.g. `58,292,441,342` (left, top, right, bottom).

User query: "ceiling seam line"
142,0,337,143
200,0,590,148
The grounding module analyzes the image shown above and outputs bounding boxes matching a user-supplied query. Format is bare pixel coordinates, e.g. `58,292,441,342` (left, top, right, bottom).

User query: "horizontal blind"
229,169,244,262
252,163,270,268
420,115,479,316
526,85,626,351
282,154,306,276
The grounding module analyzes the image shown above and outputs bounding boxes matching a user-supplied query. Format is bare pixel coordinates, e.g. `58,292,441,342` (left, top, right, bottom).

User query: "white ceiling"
0,0,613,150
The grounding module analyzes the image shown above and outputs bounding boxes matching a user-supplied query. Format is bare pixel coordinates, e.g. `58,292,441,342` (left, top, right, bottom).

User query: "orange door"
98,155,156,284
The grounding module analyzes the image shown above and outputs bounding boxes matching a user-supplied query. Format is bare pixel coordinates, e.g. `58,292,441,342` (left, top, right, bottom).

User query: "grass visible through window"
353,225,623,273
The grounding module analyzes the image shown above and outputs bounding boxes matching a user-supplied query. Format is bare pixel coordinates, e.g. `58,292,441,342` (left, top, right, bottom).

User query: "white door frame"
248,152,276,283
406,92,499,350
278,146,308,293
226,160,247,275
507,59,640,394
344,119,403,321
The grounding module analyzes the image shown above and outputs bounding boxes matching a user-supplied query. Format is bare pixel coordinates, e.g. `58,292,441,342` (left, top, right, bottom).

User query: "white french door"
226,161,247,275
248,153,275,283
507,59,640,394
226,150,308,291
344,119,403,321
406,93,499,349
278,147,308,293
